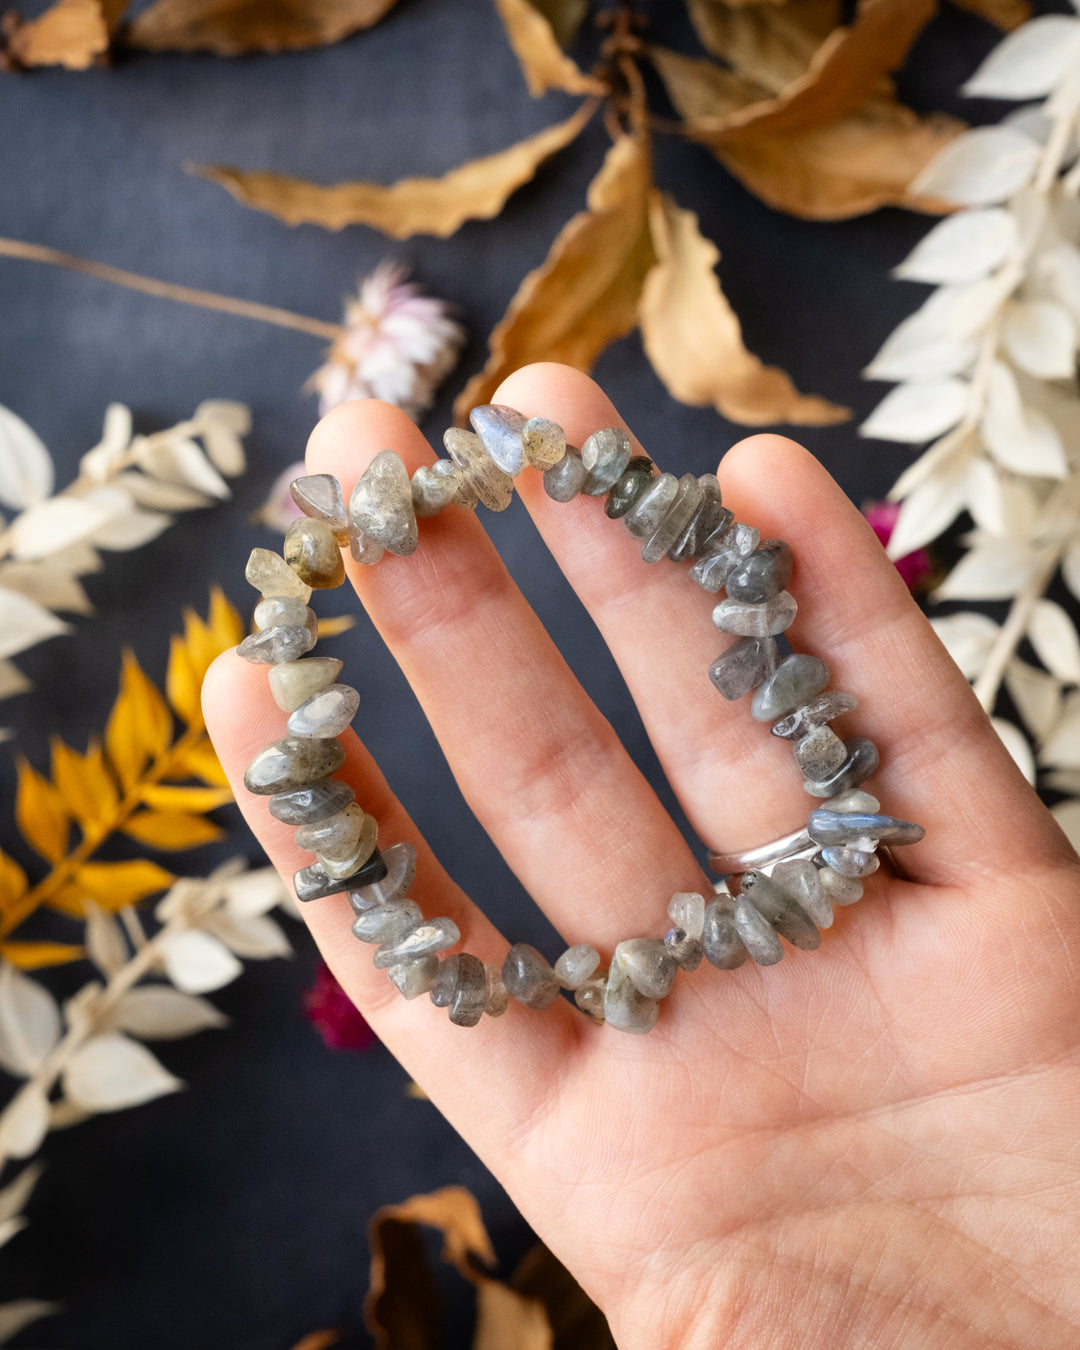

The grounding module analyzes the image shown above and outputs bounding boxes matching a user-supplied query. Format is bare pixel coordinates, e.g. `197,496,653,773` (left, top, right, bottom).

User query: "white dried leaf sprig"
0,859,292,1345
0,399,250,718
861,10,1080,850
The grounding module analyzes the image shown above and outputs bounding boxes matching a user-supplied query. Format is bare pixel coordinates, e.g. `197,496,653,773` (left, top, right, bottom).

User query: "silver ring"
708,827,816,877
709,831,905,897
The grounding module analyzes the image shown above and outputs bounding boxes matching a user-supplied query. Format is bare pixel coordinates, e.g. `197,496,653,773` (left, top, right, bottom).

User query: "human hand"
203,364,1080,1350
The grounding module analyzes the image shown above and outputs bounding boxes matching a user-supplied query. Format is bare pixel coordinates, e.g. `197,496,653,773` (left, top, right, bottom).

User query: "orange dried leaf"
139,783,233,812
950,0,1032,29
50,737,118,830
639,190,848,425
126,0,399,55
14,757,70,864
167,736,229,787
695,97,965,219
121,809,224,850
493,0,603,97
0,848,29,915
4,0,127,70
0,940,85,970
190,103,594,237
454,132,656,420
73,859,175,911
166,633,202,728
706,0,937,144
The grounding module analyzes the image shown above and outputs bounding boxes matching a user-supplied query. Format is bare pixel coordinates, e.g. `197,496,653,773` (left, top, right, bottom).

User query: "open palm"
204,365,1080,1350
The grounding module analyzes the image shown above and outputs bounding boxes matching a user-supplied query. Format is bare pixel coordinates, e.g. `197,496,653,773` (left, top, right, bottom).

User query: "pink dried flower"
308,262,465,421
253,460,307,532
302,961,376,1051
864,500,933,592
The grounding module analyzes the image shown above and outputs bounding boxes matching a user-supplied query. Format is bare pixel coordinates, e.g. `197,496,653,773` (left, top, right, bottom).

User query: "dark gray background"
0,2,1033,1346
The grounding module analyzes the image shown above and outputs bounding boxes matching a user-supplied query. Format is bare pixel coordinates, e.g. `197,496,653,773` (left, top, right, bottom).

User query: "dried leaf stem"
0,237,343,341
972,543,1065,711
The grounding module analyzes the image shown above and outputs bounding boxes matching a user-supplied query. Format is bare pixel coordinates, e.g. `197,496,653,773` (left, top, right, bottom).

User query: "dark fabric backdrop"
0,2,1034,1346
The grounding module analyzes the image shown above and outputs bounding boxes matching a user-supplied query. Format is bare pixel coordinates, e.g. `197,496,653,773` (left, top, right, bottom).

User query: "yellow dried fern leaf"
121,809,224,850
72,859,177,912
15,757,71,864
4,592,240,947
0,939,85,969
0,849,29,916
50,737,119,828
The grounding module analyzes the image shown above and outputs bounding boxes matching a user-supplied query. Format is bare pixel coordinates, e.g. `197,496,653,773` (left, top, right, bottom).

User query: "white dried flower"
0,399,250,719
308,262,465,421
865,13,1080,842
252,461,306,533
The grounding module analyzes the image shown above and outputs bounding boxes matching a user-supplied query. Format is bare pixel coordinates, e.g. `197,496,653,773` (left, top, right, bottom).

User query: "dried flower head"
307,263,465,422
302,960,376,1051
253,461,307,533
864,501,933,593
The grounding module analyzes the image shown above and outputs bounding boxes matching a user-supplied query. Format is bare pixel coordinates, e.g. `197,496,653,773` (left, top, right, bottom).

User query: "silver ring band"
708,827,815,876
709,831,905,894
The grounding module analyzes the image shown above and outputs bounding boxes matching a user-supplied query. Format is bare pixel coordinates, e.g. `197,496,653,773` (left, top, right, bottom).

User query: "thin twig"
0,237,343,341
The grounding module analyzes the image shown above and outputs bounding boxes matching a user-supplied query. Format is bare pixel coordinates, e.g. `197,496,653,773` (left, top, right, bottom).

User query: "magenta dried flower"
864,501,933,592
308,262,465,422
302,960,376,1051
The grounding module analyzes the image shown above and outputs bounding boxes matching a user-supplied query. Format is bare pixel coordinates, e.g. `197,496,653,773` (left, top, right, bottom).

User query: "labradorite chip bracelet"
239,406,925,1035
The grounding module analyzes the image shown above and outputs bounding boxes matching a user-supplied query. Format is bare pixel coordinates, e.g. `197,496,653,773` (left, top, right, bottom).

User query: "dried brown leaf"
639,189,848,425
686,0,841,93
950,0,1032,30
708,0,938,143
510,1244,616,1349
473,1282,551,1350
126,0,398,55
454,131,656,420
4,0,127,70
14,758,70,864
528,0,587,49
288,1335,341,1350
366,1187,497,1349
649,45,769,123
687,97,966,219
191,103,594,238
493,0,603,97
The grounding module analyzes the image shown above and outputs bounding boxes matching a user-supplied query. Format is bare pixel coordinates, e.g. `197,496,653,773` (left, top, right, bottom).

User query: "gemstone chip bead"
284,518,345,589
244,737,346,795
